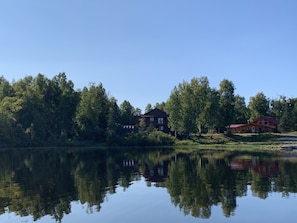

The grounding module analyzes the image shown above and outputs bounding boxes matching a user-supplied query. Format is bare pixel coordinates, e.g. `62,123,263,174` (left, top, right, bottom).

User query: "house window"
150,117,154,122
158,118,164,124
159,126,164,131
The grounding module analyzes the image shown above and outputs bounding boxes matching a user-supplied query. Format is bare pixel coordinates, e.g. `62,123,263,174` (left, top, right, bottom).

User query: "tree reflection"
165,151,297,218
165,154,238,218
0,148,297,221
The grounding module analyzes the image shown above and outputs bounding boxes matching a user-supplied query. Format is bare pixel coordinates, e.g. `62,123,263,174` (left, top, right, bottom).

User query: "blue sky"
1,0,297,111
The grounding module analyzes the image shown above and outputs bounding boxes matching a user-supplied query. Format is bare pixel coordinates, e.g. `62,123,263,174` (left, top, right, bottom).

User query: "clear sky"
1,0,297,111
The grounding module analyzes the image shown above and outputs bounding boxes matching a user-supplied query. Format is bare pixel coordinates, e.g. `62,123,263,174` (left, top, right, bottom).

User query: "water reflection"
0,148,297,222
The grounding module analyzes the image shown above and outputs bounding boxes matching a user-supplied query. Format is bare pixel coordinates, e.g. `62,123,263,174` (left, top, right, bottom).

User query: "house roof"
228,116,279,129
229,124,246,129
252,116,279,125
141,108,168,118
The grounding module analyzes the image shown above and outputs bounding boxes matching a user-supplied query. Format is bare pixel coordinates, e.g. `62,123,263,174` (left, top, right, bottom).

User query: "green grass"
173,142,281,154
230,133,278,143
174,133,239,146
174,133,280,147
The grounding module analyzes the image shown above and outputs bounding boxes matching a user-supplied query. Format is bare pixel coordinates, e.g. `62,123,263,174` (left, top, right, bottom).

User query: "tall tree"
12,75,48,144
234,95,248,124
0,100,15,145
278,98,296,132
0,97,26,146
219,79,235,130
166,76,211,137
52,73,79,140
165,86,182,137
0,76,13,100
119,100,135,125
154,102,166,111
248,92,270,121
191,76,211,134
106,97,122,144
134,107,142,116
74,83,109,141
270,97,285,120
180,81,197,136
204,88,220,133
145,104,153,113
33,74,60,140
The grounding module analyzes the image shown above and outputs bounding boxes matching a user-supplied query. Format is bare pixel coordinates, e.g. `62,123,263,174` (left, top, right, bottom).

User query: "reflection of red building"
229,158,279,177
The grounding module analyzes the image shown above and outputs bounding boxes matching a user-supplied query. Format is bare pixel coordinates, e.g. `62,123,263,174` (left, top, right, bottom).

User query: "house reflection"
123,154,281,186
229,158,279,177
122,159,170,183
142,160,170,183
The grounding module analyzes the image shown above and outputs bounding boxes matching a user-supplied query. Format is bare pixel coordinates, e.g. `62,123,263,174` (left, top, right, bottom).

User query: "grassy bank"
174,133,296,150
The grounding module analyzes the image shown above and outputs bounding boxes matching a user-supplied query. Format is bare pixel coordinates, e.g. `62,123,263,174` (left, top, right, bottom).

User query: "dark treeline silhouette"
0,148,297,221
0,73,296,146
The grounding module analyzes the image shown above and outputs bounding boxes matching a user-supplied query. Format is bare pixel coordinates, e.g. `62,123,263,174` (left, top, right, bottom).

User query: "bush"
147,130,176,146
117,130,175,146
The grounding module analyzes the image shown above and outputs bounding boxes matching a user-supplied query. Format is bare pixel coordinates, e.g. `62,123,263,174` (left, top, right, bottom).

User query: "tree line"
165,76,297,137
0,73,295,146
0,73,144,146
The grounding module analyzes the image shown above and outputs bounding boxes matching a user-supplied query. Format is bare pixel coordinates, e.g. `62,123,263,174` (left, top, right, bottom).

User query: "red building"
228,116,279,133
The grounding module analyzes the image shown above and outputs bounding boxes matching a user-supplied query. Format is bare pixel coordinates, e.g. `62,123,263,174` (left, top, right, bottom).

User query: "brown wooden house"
135,108,170,132
228,116,279,133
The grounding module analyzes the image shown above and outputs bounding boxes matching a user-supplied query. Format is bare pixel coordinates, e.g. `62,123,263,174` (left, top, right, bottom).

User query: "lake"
0,147,297,223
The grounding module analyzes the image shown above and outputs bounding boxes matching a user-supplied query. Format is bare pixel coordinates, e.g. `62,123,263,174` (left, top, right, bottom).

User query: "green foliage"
204,88,220,131
122,132,150,146
120,100,136,125
147,129,176,145
52,73,80,140
154,102,166,111
115,129,175,147
165,86,182,137
234,95,248,124
74,83,109,142
4,73,80,146
0,105,15,145
166,76,213,138
138,118,147,132
106,97,123,145
248,92,270,121
0,76,13,100
272,97,297,132
0,73,297,146
145,103,153,113
219,79,235,128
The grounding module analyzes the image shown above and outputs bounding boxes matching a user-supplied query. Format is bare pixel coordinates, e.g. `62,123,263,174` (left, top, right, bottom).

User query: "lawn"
174,133,281,146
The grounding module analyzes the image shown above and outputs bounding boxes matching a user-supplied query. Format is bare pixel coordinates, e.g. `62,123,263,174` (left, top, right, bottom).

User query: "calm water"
0,147,297,223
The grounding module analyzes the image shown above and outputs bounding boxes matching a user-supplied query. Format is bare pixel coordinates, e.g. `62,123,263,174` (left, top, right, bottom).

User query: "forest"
0,73,296,147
